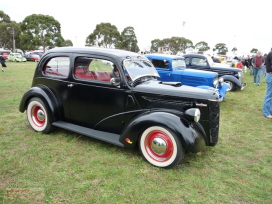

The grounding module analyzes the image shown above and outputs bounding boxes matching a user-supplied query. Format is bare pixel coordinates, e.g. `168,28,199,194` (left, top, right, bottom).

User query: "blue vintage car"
145,54,229,101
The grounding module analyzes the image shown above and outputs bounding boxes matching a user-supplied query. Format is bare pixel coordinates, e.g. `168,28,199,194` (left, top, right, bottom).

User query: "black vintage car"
183,53,246,91
19,47,220,168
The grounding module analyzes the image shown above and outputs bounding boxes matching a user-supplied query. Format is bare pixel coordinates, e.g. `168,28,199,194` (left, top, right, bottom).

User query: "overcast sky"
1,0,272,55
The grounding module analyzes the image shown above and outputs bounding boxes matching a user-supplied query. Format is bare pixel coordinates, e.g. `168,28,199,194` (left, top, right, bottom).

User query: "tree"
232,47,237,55
250,48,258,53
213,43,228,55
20,14,65,52
64,40,73,46
150,39,163,53
0,10,11,23
150,37,194,54
0,11,20,50
86,23,120,48
119,26,139,52
176,37,194,54
195,41,210,52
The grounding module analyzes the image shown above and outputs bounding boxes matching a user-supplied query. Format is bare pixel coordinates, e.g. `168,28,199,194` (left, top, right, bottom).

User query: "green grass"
0,62,271,203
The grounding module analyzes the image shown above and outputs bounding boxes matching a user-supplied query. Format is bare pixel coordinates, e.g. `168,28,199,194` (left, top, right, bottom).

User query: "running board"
52,121,124,147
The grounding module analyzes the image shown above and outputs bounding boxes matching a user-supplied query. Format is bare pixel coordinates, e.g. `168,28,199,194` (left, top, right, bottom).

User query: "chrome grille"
209,101,220,145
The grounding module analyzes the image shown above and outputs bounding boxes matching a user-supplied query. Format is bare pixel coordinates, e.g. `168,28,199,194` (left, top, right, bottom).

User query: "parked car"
25,54,40,62
145,54,229,101
182,54,246,91
19,47,220,169
7,53,26,62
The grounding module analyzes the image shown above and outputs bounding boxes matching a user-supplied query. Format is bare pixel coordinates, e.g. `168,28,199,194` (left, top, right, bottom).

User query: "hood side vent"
142,96,193,106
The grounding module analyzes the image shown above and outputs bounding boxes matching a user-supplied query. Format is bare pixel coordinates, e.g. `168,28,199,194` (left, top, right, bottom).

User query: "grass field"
0,62,271,204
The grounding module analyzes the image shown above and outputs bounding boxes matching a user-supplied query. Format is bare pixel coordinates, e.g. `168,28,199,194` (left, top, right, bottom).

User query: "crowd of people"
212,52,267,86
212,49,272,119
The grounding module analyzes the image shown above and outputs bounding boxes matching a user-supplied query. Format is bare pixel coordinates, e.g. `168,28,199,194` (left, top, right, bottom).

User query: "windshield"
15,53,22,57
172,59,186,69
123,59,160,81
206,56,215,67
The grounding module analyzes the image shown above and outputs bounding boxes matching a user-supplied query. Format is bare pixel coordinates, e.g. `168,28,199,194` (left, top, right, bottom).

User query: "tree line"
0,11,259,54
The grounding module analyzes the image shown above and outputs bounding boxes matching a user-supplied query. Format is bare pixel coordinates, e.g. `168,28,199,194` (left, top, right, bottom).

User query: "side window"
191,58,207,66
185,58,190,65
74,57,115,82
150,59,169,69
44,57,70,77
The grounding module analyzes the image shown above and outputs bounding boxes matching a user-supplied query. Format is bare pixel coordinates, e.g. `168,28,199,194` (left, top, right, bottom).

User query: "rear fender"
120,111,207,152
19,86,60,122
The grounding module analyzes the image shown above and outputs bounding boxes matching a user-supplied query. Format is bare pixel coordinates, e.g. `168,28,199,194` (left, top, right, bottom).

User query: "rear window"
43,57,70,77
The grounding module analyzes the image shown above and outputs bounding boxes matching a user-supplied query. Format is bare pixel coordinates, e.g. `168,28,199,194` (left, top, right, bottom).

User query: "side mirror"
110,77,120,87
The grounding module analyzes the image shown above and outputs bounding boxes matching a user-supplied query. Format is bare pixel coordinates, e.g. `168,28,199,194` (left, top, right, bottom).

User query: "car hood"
214,63,231,68
211,65,242,72
132,80,219,101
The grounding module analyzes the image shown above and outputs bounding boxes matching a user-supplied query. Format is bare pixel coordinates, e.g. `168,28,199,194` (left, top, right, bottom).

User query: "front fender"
120,111,207,152
220,75,241,88
19,85,60,121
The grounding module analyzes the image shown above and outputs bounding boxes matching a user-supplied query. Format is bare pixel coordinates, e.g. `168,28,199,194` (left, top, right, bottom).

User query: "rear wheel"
26,97,55,133
139,126,184,168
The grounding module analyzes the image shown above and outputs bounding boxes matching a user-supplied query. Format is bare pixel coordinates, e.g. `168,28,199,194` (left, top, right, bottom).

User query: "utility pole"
182,21,186,38
12,27,15,52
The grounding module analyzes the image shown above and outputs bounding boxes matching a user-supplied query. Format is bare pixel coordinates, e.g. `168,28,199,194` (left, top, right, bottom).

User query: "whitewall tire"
139,126,184,168
26,97,54,133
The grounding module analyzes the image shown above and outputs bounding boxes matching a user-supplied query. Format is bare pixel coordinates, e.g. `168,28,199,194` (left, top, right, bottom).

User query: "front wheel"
139,126,184,168
26,97,55,133
224,80,236,91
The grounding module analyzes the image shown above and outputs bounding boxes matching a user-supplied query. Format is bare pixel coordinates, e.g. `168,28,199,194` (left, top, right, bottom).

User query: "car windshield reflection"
123,59,159,81
172,59,186,70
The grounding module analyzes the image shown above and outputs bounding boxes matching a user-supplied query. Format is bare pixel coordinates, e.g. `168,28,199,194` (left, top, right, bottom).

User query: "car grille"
209,101,220,145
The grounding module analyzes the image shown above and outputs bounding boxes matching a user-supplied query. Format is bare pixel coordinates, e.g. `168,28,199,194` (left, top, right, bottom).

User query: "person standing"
236,59,243,69
0,53,7,72
262,53,267,77
251,51,265,85
248,56,254,75
263,48,272,118
244,56,249,73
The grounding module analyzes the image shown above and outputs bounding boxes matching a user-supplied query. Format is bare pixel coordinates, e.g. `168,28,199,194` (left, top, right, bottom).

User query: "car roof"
47,47,143,59
182,53,208,58
145,54,185,60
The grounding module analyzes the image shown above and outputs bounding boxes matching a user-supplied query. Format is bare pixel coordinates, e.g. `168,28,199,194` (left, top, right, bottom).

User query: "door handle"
67,84,74,87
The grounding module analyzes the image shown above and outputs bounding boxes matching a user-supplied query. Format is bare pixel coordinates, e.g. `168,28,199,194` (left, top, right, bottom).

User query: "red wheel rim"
31,105,45,127
145,130,174,162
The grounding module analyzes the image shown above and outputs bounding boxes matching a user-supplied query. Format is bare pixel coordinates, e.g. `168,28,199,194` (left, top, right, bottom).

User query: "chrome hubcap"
151,137,167,155
37,109,45,121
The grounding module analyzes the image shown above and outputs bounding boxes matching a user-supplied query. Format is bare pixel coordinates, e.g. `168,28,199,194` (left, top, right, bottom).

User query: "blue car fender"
217,82,230,99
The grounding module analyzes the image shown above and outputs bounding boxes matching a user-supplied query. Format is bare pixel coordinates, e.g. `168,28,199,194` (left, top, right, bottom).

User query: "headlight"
185,108,201,122
213,75,219,88
219,77,224,85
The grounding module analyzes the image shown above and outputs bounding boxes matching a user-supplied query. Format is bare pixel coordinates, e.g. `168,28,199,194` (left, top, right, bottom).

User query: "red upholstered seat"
75,67,96,80
95,71,111,81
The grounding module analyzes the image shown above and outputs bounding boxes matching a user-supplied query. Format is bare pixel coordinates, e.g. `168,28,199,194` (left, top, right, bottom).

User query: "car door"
151,59,173,81
68,55,126,134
